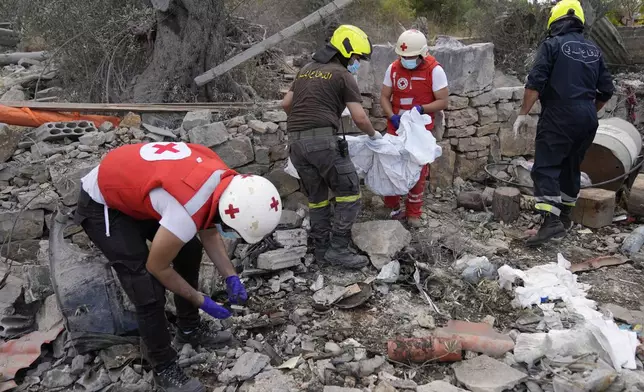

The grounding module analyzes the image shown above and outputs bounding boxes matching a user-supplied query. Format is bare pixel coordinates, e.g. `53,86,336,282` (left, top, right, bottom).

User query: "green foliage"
2,0,154,102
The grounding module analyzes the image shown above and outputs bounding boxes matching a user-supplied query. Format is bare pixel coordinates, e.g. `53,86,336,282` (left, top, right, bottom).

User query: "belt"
288,127,336,141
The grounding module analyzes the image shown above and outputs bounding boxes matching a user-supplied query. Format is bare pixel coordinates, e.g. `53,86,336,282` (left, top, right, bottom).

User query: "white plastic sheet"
499,253,639,370
285,109,441,196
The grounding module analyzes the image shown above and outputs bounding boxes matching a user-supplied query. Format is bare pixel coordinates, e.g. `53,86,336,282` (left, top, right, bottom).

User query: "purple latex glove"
413,105,424,114
200,296,231,319
390,114,401,129
225,275,248,304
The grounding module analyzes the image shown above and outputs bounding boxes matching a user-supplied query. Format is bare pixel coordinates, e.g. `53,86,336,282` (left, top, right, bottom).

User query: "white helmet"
395,29,428,57
219,174,283,244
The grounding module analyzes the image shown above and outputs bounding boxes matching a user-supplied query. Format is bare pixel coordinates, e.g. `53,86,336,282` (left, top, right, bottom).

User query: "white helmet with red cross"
219,174,283,244
395,29,428,57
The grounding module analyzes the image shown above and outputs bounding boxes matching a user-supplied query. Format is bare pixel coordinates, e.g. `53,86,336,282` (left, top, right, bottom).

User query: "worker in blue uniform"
514,0,615,247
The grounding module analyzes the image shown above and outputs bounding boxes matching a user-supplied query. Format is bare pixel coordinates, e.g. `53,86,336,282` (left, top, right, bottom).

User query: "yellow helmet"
329,24,372,60
548,0,585,29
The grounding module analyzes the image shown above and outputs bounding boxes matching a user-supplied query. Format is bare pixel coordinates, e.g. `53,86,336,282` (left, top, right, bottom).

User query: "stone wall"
616,26,644,64
351,42,533,188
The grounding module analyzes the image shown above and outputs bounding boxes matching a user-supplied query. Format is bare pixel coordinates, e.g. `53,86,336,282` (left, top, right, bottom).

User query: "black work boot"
560,205,573,231
526,213,566,247
153,361,205,392
324,234,369,269
174,321,232,350
313,238,330,263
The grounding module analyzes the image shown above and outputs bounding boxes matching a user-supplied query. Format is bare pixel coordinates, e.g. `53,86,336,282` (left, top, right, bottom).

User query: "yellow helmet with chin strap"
548,0,585,29
329,24,372,60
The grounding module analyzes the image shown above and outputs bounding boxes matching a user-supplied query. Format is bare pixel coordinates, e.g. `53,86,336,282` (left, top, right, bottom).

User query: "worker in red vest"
380,29,449,228
74,142,282,392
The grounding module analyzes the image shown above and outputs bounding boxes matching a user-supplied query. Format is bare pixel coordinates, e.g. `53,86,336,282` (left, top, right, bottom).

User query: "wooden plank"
194,0,355,86
1,101,282,113
0,51,48,66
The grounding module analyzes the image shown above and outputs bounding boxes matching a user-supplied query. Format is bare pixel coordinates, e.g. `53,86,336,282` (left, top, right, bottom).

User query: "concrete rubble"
1,38,644,392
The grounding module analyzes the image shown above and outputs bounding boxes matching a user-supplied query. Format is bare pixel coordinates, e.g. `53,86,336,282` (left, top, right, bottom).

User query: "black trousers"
531,102,599,210
74,189,203,368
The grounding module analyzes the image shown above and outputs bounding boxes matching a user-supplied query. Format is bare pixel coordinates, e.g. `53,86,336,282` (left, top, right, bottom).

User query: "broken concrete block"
188,122,229,148
17,188,59,211
0,274,24,316
35,121,98,142
248,120,269,134
79,132,107,147
225,116,246,128
273,229,307,248
417,380,468,392
263,110,288,123
213,136,254,168
323,387,363,392
0,123,22,163
49,162,97,206
24,264,53,304
264,167,300,197
352,221,411,269
571,188,616,229
256,246,306,270
477,105,498,126
77,367,113,392
219,352,270,383
0,209,44,242
36,294,63,332
454,136,490,152
41,366,78,389
449,96,470,110
182,110,212,131
277,210,304,229
254,145,270,164
453,355,526,392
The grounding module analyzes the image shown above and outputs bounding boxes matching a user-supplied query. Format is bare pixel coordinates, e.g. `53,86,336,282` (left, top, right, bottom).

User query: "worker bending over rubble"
380,29,449,228
282,24,381,269
74,142,282,392
513,0,614,247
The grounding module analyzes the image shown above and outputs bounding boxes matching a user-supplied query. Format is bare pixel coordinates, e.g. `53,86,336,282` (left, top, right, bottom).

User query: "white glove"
369,132,383,140
512,115,529,137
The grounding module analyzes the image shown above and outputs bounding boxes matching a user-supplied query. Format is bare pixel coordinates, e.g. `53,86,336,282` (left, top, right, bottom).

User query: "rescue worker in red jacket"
74,142,282,392
380,29,449,228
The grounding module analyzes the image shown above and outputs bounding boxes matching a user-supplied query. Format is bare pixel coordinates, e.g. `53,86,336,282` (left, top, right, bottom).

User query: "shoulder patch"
140,142,192,161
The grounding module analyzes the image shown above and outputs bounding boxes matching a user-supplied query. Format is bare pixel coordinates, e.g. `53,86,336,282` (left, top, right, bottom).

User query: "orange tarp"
0,104,120,128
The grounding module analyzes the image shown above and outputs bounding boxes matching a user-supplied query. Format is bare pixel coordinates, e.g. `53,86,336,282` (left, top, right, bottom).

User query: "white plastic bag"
397,108,442,165
284,108,442,196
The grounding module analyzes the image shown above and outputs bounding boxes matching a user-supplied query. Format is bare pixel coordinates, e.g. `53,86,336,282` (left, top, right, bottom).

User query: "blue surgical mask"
401,58,419,70
347,60,360,74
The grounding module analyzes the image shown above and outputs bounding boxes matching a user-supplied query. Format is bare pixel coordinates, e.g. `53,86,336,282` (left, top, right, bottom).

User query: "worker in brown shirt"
282,24,380,269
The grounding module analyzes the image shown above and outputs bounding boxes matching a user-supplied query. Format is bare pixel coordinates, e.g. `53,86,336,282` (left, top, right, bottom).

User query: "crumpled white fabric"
285,109,442,196
499,253,639,370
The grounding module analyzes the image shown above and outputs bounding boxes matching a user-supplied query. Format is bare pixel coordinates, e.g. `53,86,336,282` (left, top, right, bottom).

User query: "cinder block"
273,229,307,248
35,121,98,142
571,188,616,229
256,246,306,270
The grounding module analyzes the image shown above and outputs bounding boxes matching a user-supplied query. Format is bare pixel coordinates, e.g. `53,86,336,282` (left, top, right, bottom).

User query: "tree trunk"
125,0,245,103
492,187,521,223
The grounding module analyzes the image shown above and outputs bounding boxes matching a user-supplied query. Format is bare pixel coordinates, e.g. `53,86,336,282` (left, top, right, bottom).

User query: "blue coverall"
526,19,615,211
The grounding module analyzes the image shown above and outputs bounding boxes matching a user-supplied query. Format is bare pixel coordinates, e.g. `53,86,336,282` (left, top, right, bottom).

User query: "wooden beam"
1,101,282,113
194,0,355,86
0,51,48,66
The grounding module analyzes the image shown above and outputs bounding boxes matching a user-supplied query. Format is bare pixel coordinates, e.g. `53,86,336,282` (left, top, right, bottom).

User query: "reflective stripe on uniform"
400,98,414,105
562,201,576,207
335,194,361,203
535,202,561,216
183,169,225,216
561,192,577,206
535,195,562,204
309,200,330,209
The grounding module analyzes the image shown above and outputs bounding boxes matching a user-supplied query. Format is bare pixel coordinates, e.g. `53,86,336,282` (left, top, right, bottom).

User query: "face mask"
401,58,419,70
347,60,360,74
